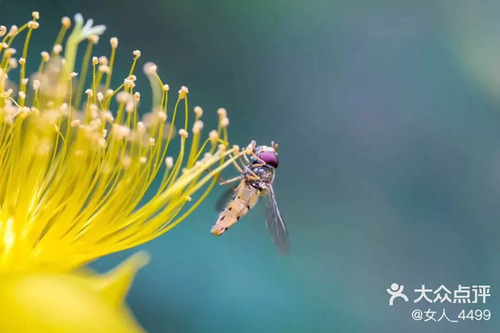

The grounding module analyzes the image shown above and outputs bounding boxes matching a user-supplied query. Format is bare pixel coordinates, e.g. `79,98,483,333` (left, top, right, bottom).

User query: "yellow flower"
0,12,241,331
0,252,149,332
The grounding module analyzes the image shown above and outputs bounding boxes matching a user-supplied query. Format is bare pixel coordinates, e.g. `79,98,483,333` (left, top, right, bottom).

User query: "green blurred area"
1,0,500,332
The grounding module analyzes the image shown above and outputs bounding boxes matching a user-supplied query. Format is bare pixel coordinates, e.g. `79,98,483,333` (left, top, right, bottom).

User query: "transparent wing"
265,185,290,254
215,187,237,212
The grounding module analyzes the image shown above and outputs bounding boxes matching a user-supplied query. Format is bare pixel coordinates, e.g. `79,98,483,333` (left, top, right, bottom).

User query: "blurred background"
1,0,500,332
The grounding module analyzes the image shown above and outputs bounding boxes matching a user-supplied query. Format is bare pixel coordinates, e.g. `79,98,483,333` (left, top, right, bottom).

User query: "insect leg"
219,176,243,186
242,154,252,164
231,151,252,173
246,174,260,181
229,156,244,173
244,166,260,180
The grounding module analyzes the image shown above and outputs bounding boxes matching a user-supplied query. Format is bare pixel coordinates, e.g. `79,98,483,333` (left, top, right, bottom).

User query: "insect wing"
215,187,237,212
265,185,289,254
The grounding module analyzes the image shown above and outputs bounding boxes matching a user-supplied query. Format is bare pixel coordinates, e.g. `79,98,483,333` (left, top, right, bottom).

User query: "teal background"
1,0,500,332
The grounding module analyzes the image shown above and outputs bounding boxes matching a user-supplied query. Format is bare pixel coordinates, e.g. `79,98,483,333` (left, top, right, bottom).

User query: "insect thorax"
245,165,275,190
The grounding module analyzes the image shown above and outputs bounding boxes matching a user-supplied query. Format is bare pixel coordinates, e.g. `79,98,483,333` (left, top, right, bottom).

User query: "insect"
211,140,289,254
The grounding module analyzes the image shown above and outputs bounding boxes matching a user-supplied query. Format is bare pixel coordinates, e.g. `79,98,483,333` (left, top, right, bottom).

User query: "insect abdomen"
211,184,259,236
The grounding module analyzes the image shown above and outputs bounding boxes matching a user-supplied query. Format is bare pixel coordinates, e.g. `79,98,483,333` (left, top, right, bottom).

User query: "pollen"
28,21,39,29
41,51,50,62
5,48,16,57
88,34,99,44
165,156,174,168
98,56,108,65
217,107,227,117
8,25,18,37
209,130,219,144
110,37,118,48
157,111,167,121
192,120,204,134
220,117,230,127
8,58,17,69
61,16,71,28
178,86,189,99
179,129,189,138
99,65,110,73
143,62,157,75
194,106,203,117
53,44,62,54
124,79,135,89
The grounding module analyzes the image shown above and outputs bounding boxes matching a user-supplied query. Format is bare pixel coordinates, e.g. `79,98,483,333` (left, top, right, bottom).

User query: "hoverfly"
211,140,289,254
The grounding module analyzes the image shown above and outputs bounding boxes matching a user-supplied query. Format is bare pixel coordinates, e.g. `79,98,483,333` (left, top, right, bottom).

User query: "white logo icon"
387,283,409,306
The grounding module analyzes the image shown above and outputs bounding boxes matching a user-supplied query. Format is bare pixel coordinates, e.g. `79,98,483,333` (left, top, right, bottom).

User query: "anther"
143,62,157,75
99,56,108,65
62,17,71,28
194,106,203,117
89,35,100,44
28,21,39,29
178,86,189,99
220,117,229,127
41,51,50,62
179,129,189,139
8,25,18,37
209,130,218,144
192,120,204,134
53,44,63,54
217,108,227,117
110,37,118,48
165,156,174,168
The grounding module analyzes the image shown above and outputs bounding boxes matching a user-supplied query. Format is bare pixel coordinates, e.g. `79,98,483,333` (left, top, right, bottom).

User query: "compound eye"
259,152,279,168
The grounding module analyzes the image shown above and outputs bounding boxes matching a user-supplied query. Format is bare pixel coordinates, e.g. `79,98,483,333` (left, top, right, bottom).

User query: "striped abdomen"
211,182,261,236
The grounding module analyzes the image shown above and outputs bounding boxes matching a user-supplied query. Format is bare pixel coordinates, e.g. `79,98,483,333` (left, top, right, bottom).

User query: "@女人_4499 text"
387,283,491,324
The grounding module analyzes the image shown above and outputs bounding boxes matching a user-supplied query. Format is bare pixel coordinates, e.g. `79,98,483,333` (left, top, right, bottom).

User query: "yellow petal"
75,251,150,308
0,254,146,332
